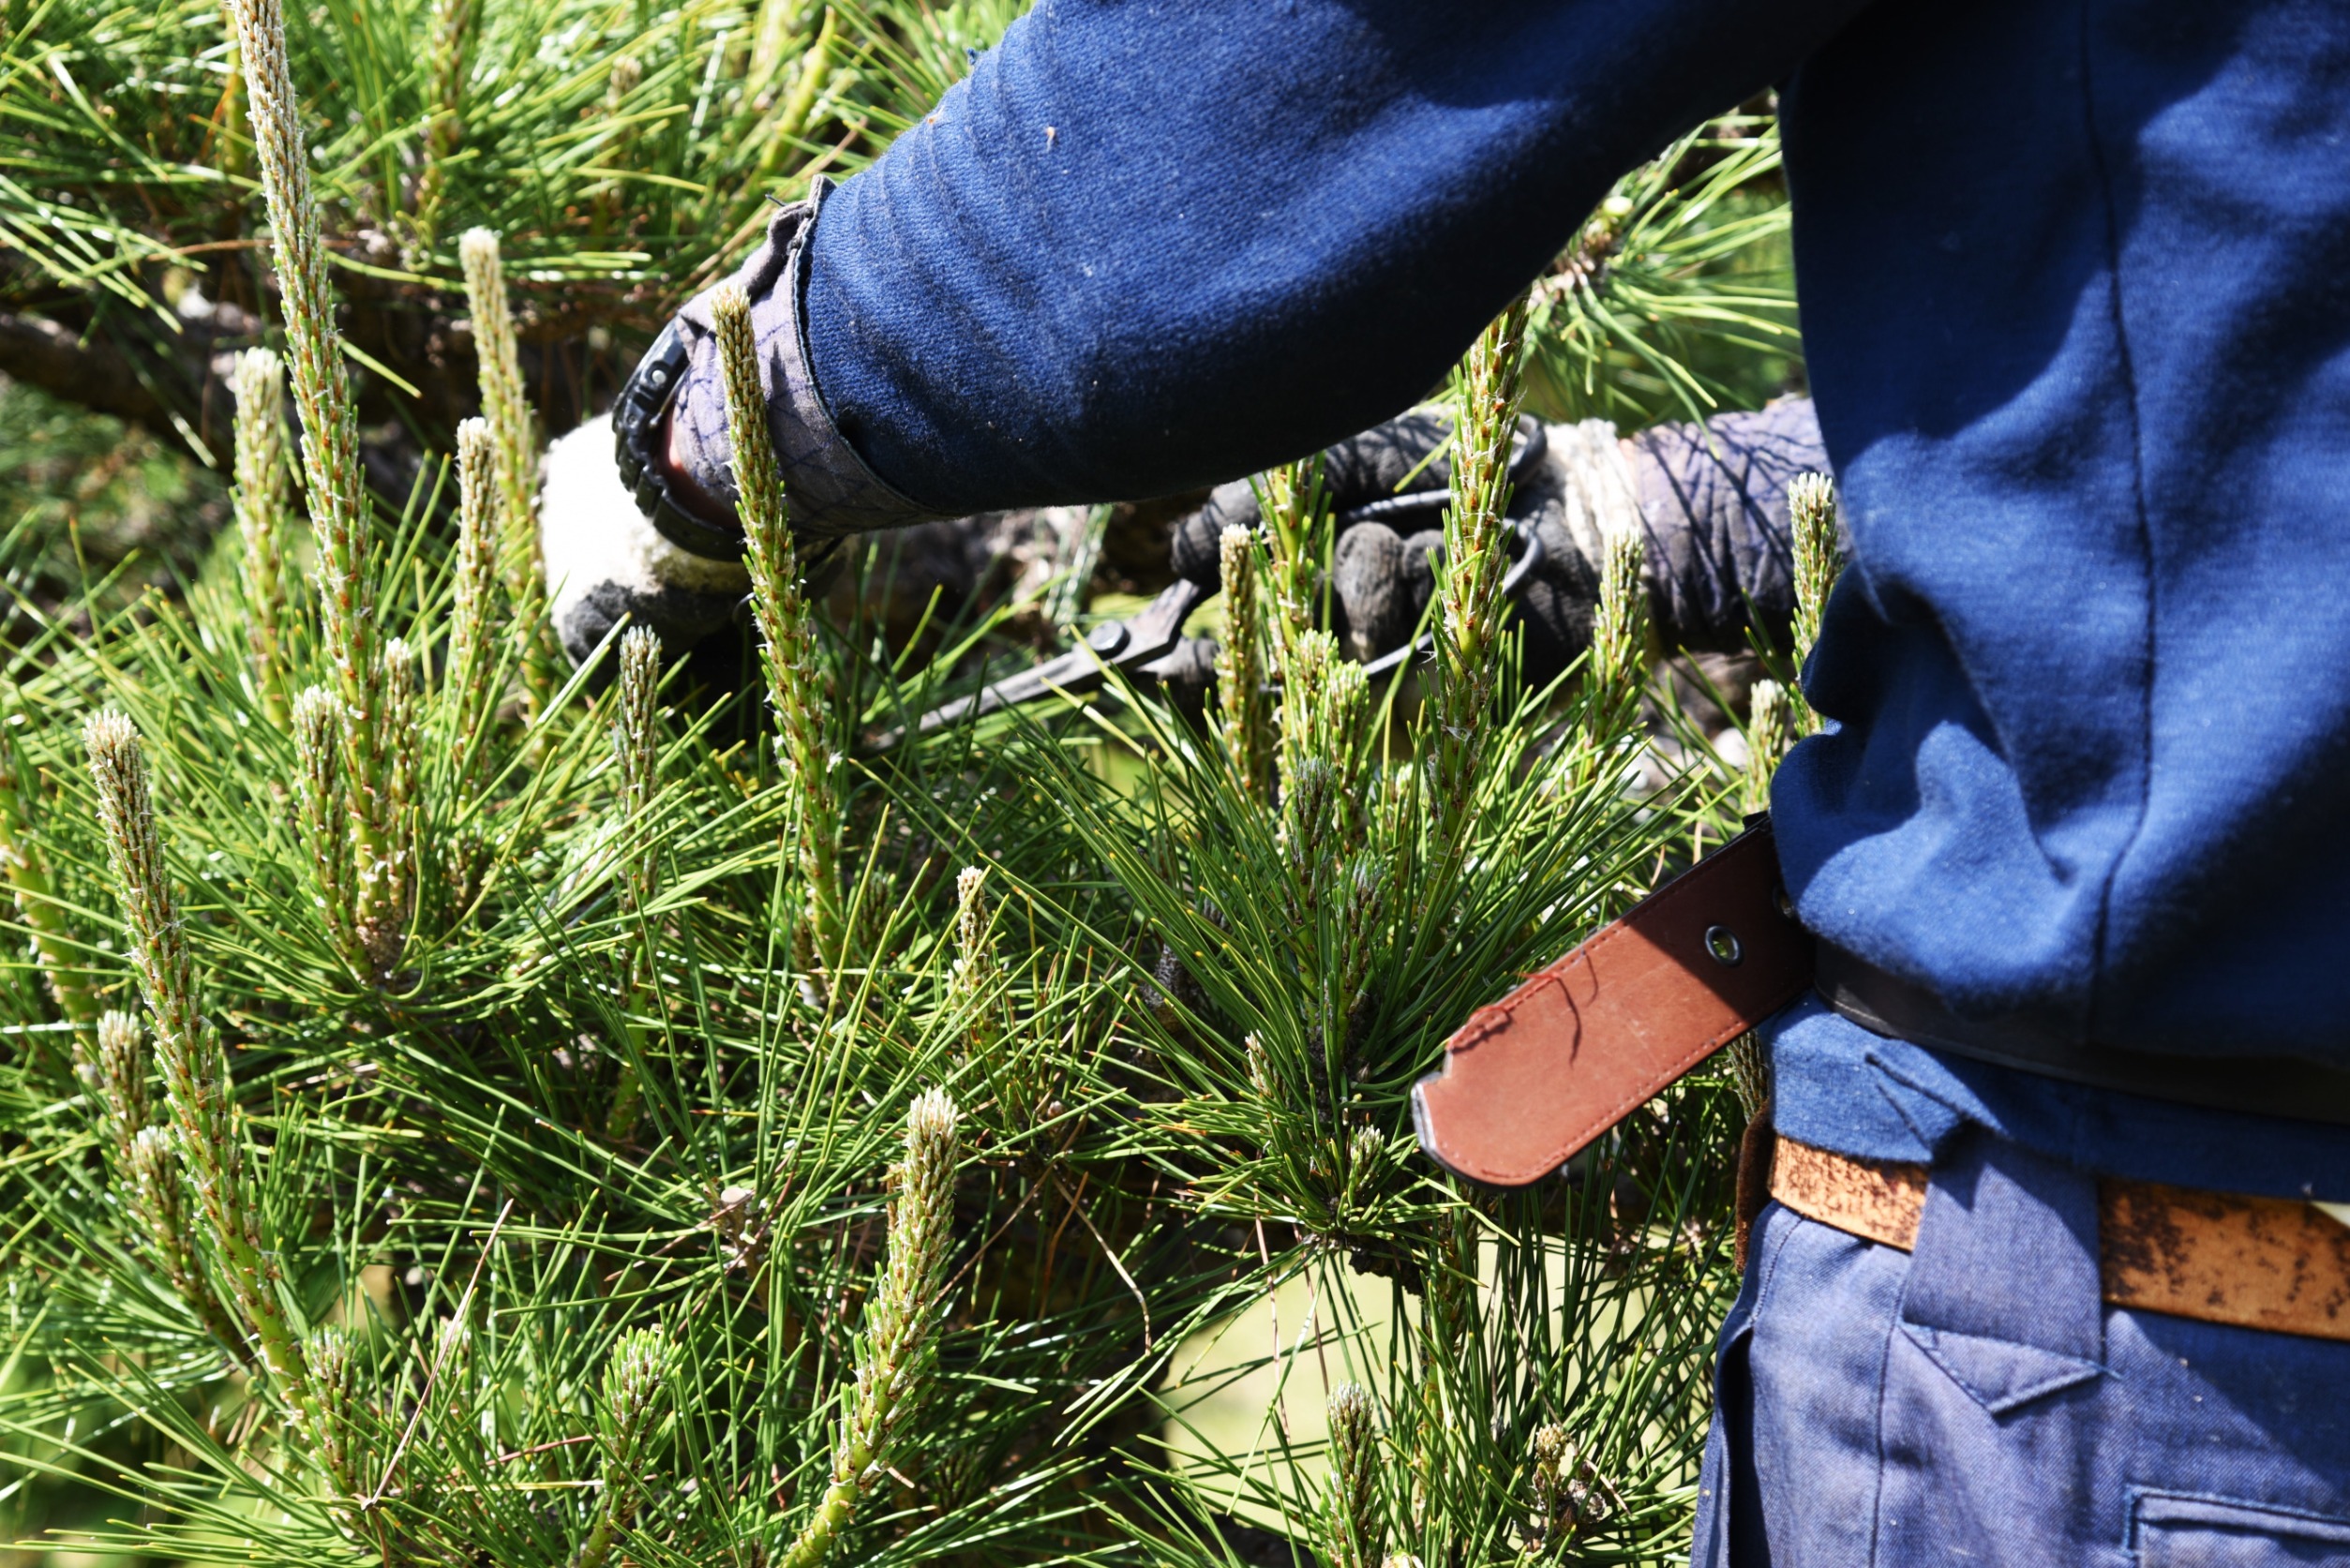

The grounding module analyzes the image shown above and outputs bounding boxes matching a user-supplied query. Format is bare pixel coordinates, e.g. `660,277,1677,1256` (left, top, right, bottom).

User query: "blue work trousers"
1694,1128,2350,1565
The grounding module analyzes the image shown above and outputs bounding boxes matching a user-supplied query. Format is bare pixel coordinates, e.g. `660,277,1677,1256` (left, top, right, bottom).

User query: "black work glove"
1169,398,1827,690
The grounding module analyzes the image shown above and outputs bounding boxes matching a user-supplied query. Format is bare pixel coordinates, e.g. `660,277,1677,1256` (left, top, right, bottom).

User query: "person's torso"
1776,0,2350,1070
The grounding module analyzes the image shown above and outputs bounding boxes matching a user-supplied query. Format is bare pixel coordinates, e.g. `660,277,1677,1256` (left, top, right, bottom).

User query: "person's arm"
795,0,1865,515
558,0,1864,662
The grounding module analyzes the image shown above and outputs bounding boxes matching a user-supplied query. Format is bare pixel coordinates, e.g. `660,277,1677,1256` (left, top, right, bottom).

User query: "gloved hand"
1168,398,1828,690
540,412,754,658
544,177,946,665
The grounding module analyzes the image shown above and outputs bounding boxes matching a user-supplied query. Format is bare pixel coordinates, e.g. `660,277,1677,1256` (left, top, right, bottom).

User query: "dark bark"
0,308,232,465
2,242,646,477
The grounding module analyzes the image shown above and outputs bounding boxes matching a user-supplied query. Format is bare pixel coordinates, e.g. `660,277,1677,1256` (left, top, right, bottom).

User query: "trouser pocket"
2133,1491,2350,1566
1897,1125,2105,1414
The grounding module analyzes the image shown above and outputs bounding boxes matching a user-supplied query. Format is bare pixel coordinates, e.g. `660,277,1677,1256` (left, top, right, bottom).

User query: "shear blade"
898,578,1205,742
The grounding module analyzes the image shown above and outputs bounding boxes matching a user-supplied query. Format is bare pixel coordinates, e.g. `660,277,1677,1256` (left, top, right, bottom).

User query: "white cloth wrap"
542,413,751,660
1544,416,1646,570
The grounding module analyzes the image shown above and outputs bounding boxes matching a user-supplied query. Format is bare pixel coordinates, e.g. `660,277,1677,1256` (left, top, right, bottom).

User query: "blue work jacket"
796,0,2350,1196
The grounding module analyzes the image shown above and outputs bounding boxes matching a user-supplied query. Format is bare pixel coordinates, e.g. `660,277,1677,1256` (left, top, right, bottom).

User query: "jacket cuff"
667,178,950,541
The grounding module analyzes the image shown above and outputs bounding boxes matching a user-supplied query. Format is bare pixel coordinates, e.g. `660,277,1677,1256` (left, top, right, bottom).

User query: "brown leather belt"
1411,816,2350,1341
1767,1135,2350,1344
1413,820,1814,1187
1412,816,2350,1187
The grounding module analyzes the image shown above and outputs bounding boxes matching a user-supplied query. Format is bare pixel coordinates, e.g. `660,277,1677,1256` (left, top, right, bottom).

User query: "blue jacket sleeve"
802,0,1871,515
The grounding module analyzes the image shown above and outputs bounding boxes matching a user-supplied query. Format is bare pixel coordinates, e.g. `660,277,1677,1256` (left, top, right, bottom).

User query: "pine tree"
0,5,1796,1561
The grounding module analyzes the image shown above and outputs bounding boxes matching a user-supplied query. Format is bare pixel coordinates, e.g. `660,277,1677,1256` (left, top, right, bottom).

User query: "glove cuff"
613,317,738,560
1542,418,1644,576
618,177,950,553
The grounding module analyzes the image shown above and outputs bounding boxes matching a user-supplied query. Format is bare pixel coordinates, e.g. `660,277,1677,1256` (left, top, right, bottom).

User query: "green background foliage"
0,0,1809,1561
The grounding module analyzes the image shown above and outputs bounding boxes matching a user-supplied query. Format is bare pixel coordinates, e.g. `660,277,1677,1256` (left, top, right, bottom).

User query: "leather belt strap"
1815,942,2350,1127
1413,815,2350,1189
1769,1136,2350,1344
1412,820,1812,1187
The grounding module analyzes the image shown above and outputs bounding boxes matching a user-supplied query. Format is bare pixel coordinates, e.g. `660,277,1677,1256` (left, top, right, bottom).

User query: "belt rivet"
1704,925,1744,966
1772,883,1797,923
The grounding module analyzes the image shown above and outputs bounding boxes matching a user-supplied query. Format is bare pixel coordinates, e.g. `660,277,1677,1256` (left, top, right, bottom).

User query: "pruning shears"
903,575,1211,742
891,417,1552,742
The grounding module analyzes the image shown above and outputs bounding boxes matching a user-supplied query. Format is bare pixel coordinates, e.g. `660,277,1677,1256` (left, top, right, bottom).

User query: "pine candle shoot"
950,865,995,999
293,684,360,964
1261,456,1327,663
776,1091,960,1568
446,416,505,793
406,0,477,255
72,1012,254,1365
1788,471,1840,664
1274,628,1337,861
70,1008,146,1172
1430,291,1533,848
363,636,422,976
604,625,665,1141
1787,470,1842,733
949,864,1005,1061
574,1328,674,1568
83,712,329,1457
460,227,559,710
224,0,389,906
302,1325,367,1510
710,282,848,981
1589,525,1650,719
231,347,291,729
1278,633,1370,924
1213,524,1276,802
614,625,663,925
1325,1383,1387,1568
